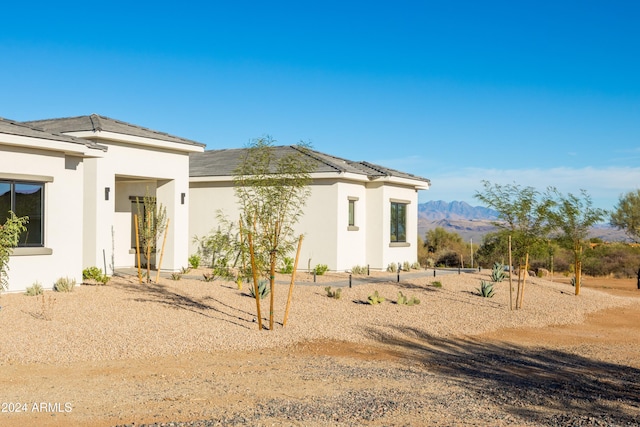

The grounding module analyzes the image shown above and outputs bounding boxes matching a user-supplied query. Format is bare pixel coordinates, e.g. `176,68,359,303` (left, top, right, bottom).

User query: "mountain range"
417,200,629,243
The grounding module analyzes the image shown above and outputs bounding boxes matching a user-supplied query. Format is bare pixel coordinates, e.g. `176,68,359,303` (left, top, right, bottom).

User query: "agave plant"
491,262,506,283
477,280,495,298
249,279,270,299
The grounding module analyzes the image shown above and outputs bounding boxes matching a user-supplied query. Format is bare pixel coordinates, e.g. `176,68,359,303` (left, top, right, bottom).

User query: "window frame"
1,179,45,247
390,199,409,244
347,196,359,231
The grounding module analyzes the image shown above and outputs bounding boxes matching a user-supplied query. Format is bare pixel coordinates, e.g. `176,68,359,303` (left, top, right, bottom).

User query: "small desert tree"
610,189,640,243
234,137,315,330
474,181,554,309
0,212,28,292
549,189,607,296
136,192,168,283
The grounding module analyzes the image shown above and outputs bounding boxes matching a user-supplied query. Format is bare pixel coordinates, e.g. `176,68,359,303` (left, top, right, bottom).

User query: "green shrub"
279,257,294,274
314,264,328,276
324,286,342,299
410,262,421,270
25,282,43,296
386,263,398,273
188,254,201,269
54,277,76,293
397,291,420,306
367,290,385,305
249,279,270,299
402,261,411,272
82,266,109,284
431,281,442,288
477,280,495,298
170,272,182,280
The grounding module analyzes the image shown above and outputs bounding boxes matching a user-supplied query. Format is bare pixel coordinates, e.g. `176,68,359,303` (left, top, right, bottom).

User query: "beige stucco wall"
3,146,85,292
189,175,421,273
83,142,191,273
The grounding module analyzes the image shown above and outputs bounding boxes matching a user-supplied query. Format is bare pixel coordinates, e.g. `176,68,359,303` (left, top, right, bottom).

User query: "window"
348,197,359,230
390,201,407,243
0,180,45,246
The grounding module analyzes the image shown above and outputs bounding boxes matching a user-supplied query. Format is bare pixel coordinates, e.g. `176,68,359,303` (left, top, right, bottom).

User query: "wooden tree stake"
248,231,263,330
155,218,170,284
283,235,303,327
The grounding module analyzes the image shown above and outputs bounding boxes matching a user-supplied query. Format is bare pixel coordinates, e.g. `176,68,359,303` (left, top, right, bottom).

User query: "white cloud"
419,166,640,210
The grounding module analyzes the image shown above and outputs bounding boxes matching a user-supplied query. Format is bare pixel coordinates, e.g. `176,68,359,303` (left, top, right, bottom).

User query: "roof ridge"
89,114,103,132
292,146,347,172
0,117,108,152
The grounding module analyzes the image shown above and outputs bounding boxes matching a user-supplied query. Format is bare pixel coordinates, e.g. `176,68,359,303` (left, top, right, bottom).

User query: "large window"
0,181,44,246
390,201,407,243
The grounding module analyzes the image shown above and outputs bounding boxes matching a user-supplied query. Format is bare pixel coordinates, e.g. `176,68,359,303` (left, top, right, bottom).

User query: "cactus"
397,291,421,306
324,286,342,299
477,280,495,298
367,290,386,305
491,262,506,283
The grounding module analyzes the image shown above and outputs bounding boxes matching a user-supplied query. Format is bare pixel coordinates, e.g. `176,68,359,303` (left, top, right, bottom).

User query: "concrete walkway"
114,267,478,287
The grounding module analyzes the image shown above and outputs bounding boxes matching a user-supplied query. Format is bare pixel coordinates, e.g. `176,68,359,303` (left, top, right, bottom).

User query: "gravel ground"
1,269,638,427
0,269,633,365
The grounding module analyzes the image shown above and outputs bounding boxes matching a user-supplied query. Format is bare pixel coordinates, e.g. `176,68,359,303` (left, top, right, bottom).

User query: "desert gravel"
0,269,635,365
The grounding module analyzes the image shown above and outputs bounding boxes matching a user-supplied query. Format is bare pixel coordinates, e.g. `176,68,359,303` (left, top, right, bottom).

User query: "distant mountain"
418,200,499,221
417,200,629,242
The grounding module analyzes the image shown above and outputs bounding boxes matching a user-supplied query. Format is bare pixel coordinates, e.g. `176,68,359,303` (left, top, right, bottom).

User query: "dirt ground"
1,276,638,426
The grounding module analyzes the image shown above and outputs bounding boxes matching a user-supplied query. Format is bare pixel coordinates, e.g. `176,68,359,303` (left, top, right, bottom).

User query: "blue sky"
2,1,639,211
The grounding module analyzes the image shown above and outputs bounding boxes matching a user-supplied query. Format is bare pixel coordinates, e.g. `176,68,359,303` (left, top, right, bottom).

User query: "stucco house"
1,115,204,292
189,146,430,272
2,114,429,292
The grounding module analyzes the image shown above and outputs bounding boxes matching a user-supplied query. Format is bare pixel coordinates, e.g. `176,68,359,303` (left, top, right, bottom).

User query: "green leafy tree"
474,181,554,308
610,189,640,242
234,137,316,330
549,189,607,295
0,212,28,292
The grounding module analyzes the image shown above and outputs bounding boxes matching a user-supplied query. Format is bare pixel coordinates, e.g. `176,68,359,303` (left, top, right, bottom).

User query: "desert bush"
279,257,294,274
477,280,495,298
25,282,43,296
410,262,421,270
249,279,270,299
82,266,109,285
431,281,442,288
386,263,398,273
170,272,182,280
54,277,76,293
351,265,368,275
188,254,201,269
314,264,328,276
367,290,385,305
324,286,342,299
402,261,411,272
396,291,420,306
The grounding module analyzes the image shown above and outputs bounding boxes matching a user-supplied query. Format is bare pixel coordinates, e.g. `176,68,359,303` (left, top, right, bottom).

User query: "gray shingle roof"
190,145,431,185
0,117,107,151
25,114,205,148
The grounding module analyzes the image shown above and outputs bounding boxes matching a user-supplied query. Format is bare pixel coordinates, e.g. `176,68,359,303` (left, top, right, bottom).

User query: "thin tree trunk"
283,235,303,327
575,244,582,296
508,235,513,311
519,253,529,309
516,265,522,310
134,214,142,284
247,232,262,330
269,250,276,330
155,218,170,284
